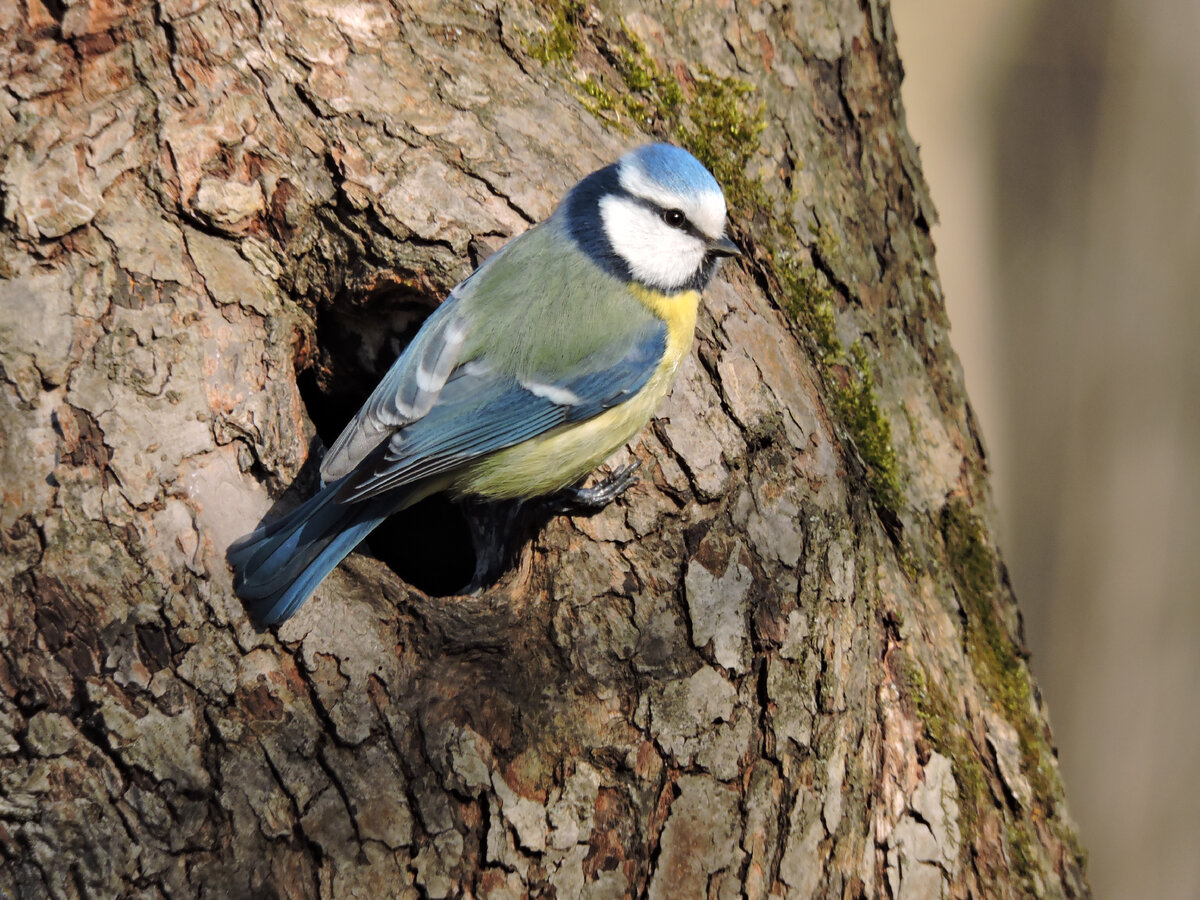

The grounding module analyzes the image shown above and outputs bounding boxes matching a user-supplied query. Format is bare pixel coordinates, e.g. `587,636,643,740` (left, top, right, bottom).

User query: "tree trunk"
0,1,1088,898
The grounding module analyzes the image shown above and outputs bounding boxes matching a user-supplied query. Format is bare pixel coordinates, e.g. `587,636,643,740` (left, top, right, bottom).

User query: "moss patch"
771,224,902,516
612,26,684,128
548,19,768,219
524,0,584,64
895,501,1078,879
1004,819,1039,890
676,69,767,216
777,256,838,352
775,251,901,513
898,653,986,834
941,499,1060,806
832,342,902,514
942,501,1026,719
575,73,623,121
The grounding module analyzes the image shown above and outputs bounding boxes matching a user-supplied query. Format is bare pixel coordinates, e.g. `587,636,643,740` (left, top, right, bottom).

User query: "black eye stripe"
598,181,711,241
627,196,705,239
669,212,705,240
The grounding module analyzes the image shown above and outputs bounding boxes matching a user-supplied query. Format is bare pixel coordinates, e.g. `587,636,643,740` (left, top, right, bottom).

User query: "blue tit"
229,143,741,624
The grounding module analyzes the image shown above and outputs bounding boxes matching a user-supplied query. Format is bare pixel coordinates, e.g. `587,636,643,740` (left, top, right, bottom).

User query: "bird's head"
562,143,741,293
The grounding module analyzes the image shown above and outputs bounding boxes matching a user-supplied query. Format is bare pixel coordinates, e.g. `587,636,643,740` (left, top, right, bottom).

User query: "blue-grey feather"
321,297,470,482
253,515,385,624
228,465,424,624
346,322,666,502
625,144,723,198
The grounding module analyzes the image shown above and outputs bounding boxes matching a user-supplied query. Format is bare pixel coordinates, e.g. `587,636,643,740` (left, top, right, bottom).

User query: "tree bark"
0,1,1089,898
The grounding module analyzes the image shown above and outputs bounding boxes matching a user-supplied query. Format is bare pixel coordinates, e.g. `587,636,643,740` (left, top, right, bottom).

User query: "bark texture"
0,1,1088,898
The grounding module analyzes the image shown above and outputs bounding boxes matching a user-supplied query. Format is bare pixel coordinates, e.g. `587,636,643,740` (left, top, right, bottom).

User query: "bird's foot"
544,461,641,515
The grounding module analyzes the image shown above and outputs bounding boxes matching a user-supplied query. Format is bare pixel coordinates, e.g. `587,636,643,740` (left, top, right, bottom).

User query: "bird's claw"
545,460,642,514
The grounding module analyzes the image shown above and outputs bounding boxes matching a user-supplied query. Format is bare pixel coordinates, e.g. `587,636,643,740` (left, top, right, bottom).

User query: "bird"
228,143,740,624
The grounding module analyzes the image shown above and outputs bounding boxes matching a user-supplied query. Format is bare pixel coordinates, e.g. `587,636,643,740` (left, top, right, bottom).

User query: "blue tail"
228,482,392,625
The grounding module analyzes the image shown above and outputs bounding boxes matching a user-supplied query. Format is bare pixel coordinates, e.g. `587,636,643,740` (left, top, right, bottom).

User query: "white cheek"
600,197,707,291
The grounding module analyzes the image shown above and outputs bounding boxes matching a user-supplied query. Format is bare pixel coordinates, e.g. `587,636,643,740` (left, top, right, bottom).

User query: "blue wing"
343,320,668,501
320,295,472,482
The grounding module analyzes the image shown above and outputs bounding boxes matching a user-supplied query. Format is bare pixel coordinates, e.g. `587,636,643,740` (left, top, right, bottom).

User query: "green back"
457,219,657,378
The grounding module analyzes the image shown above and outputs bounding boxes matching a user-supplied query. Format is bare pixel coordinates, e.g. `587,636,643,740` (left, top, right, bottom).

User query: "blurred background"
892,0,1200,897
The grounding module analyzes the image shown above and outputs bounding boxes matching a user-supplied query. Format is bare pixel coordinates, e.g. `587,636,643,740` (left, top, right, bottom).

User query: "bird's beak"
708,235,742,258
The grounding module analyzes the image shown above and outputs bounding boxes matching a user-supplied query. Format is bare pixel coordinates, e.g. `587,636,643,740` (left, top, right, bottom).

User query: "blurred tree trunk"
0,1,1089,898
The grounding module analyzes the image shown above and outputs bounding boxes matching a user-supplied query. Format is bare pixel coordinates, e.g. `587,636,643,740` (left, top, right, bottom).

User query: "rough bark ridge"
0,1,1088,898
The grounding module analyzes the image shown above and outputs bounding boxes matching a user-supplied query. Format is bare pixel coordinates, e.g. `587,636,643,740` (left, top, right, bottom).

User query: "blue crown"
624,143,722,197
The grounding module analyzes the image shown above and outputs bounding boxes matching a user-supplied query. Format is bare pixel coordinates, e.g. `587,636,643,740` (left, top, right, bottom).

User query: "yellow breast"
452,287,701,500
631,285,700,371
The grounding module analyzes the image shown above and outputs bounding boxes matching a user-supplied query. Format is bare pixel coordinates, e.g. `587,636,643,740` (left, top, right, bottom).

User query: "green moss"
812,222,840,264
674,69,767,215
568,27,677,136
898,504,1082,875
942,501,1025,715
525,0,584,64
826,342,901,513
536,17,768,218
1004,820,1038,890
608,26,768,220
613,25,683,126
777,256,838,350
898,654,986,834
772,238,903,518
941,500,996,599
942,499,1060,805
558,21,685,137
575,74,625,124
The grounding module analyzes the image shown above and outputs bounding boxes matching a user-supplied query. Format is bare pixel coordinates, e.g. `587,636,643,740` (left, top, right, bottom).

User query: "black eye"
662,208,686,228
